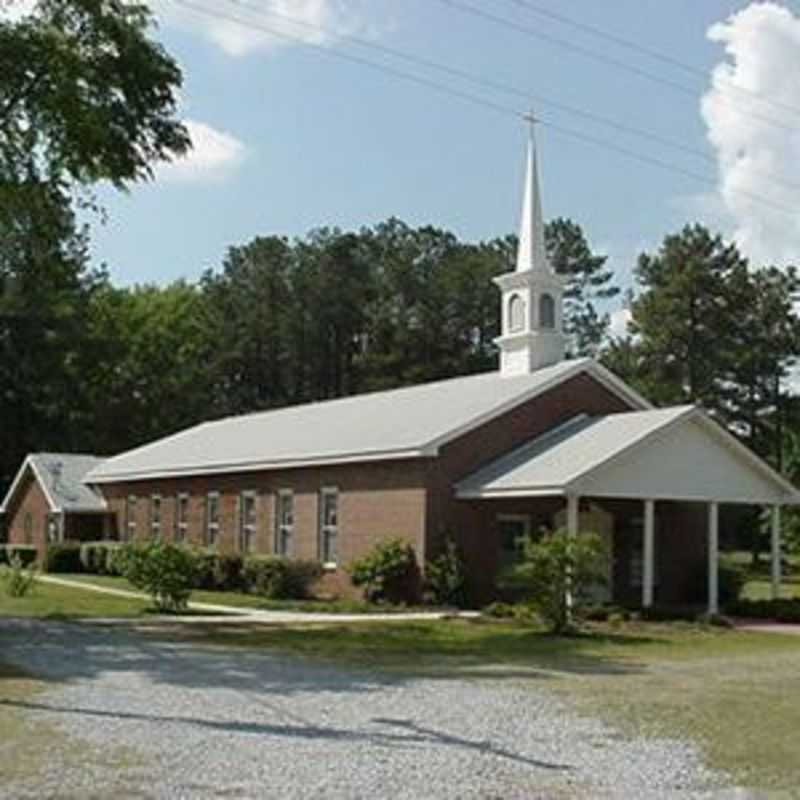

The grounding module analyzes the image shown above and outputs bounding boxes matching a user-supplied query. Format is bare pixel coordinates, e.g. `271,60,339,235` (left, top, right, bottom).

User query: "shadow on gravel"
0,697,572,773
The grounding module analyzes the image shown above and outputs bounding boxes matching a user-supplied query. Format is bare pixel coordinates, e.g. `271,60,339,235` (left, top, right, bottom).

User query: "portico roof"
456,406,800,506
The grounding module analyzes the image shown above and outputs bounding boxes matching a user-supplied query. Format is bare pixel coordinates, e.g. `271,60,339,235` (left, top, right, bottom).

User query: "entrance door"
554,503,614,604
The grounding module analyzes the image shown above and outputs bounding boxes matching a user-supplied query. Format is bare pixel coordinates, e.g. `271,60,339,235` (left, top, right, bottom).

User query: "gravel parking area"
0,620,726,799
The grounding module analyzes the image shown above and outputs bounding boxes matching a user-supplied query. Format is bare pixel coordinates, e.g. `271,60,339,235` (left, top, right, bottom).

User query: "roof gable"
457,407,800,505
87,359,648,484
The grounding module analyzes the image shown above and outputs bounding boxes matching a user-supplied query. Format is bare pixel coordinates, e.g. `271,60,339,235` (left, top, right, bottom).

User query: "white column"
708,502,719,615
643,499,655,608
771,505,782,601
565,494,579,614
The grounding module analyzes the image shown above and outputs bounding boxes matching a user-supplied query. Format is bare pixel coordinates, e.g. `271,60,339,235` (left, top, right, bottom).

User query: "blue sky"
85,1,800,306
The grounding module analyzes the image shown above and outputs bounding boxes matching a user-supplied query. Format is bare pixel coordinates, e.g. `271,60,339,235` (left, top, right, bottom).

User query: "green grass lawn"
57,573,423,614
172,617,800,793
725,549,800,600
0,579,150,619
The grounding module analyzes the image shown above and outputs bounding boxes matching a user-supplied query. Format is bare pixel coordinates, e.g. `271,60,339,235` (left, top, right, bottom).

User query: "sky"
15,1,800,319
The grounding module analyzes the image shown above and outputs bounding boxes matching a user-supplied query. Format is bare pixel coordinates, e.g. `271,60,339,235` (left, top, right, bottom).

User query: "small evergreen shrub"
79,542,124,575
1,553,36,597
726,597,800,622
119,542,196,612
425,538,468,607
191,549,219,590
349,538,418,603
243,556,321,599
44,542,82,573
483,601,516,619
0,545,37,567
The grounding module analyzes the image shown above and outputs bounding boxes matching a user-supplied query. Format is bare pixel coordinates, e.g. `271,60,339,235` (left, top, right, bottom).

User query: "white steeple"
494,116,567,376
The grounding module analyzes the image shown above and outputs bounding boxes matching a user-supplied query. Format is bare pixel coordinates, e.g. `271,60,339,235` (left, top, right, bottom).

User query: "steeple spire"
493,114,567,376
516,113,551,275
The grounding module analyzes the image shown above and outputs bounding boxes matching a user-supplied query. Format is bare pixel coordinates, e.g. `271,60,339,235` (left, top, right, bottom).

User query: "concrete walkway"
39,575,473,625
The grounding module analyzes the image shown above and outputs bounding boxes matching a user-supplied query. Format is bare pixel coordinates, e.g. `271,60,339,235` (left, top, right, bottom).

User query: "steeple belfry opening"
494,116,567,376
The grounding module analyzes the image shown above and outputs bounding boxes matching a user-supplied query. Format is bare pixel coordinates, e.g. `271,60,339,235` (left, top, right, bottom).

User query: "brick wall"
97,458,428,599
5,469,52,556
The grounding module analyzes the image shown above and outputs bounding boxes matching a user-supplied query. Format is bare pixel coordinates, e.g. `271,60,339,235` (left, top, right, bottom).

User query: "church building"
3,127,798,610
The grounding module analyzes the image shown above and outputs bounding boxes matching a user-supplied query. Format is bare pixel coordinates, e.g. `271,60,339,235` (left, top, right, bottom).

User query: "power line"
436,0,800,136
215,0,800,196
170,0,798,217
494,0,800,121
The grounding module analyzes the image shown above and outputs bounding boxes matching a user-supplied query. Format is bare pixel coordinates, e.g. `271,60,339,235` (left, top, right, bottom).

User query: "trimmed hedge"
45,542,82,573
0,545,37,567
242,556,321,599
726,598,800,623
79,542,125,575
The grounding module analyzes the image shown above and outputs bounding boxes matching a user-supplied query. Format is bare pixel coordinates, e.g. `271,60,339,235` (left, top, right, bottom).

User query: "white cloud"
607,307,633,341
701,2,800,266
149,0,365,58
156,119,246,183
0,0,36,21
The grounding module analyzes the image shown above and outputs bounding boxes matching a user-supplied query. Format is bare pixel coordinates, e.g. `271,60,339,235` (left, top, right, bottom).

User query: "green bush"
0,545,37,567
119,541,196,612
79,542,124,575
500,528,609,634
640,605,699,622
726,597,800,622
243,556,321,599
425,538,468,608
349,538,418,603
688,561,747,608
212,553,244,591
1,553,36,597
44,542,82,573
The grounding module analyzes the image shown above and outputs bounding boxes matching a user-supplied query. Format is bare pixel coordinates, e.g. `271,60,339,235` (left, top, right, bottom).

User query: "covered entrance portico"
456,405,800,612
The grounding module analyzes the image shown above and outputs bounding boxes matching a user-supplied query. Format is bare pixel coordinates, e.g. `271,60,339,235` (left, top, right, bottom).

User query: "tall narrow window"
319,488,339,566
539,293,556,329
508,293,525,333
176,493,189,542
125,496,137,541
275,490,294,557
23,513,33,545
240,491,257,553
150,495,162,539
206,492,220,548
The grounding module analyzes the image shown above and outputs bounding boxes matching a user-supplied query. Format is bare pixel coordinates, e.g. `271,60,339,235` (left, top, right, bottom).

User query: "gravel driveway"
0,620,727,799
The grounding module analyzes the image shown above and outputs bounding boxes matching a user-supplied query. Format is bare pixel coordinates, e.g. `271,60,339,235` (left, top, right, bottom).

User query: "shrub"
1,553,36,597
0,545,37,567
349,538,418,603
243,556,321,599
640,605,699,622
212,553,244,591
79,542,124,575
44,542,82,573
500,528,609,634
425,537,468,608
119,541,196,612
688,561,746,608
726,597,800,622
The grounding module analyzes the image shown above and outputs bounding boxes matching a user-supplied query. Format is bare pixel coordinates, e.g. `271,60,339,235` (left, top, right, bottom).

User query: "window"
125,496,137,541
319,488,339,566
175,493,189,542
240,491,257,553
497,514,531,567
508,293,525,333
539,293,556,329
275,490,294,557
23,513,33,545
150,495,162,539
46,515,60,544
206,492,220,548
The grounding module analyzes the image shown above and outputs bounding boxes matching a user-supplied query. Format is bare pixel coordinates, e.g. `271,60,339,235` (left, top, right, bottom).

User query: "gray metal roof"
456,405,800,504
1,453,108,513
456,406,697,497
87,359,647,484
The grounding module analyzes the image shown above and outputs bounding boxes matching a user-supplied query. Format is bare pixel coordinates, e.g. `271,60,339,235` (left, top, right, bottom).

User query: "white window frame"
150,494,162,539
126,495,137,541
175,492,190,543
240,491,258,554
206,491,220,548
275,490,294,557
319,487,339,568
